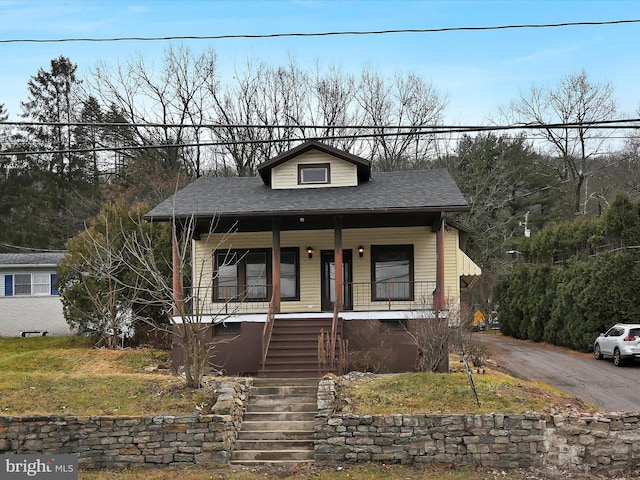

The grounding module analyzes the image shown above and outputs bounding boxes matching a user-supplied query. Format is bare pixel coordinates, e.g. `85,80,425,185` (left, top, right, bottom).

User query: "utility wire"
1,19,639,44
0,120,635,157
2,118,639,129
0,243,65,253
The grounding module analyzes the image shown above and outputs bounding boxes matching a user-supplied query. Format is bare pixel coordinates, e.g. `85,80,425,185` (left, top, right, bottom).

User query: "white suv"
594,323,640,367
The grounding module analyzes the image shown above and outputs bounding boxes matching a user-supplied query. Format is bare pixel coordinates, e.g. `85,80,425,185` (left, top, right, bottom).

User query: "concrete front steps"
230,377,319,465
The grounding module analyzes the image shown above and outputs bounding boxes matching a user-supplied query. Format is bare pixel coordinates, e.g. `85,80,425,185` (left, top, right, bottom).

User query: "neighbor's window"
4,273,54,296
14,274,32,296
32,273,50,295
380,319,408,331
298,163,330,185
214,322,241,336
371,245,414,301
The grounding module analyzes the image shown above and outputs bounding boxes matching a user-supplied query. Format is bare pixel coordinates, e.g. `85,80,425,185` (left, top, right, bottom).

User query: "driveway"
475,333,640,413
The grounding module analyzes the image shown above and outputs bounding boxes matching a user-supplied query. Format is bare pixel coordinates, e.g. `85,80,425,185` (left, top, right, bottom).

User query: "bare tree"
121,209,241,388
207,59,312,175
357,68,447,171
90,44,217,177
404,298,464,373
504,70,618,215
305,64,363,154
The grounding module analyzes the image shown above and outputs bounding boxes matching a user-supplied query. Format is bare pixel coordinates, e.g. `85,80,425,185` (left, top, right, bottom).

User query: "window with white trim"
6,273,54,296
14,274,32,296
33,273,50,295
298,163,330,185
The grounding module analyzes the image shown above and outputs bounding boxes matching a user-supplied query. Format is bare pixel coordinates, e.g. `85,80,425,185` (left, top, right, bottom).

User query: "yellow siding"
271,151,358,189
193,232,273,314
443,228,461,309
193,226,452,314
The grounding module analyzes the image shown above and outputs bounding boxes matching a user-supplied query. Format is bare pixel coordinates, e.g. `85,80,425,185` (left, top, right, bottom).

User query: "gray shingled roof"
146,169,469,220
0,252,65,266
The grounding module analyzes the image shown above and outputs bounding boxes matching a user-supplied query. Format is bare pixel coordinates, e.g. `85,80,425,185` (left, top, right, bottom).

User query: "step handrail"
329,305,339,371
261,290,276,370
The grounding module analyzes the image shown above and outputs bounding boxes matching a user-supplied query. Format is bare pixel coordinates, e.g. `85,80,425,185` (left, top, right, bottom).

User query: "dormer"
257,140,371,190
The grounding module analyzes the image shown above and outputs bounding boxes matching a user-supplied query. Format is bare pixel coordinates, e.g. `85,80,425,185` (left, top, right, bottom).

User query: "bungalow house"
0,252,71,336
146,140,480,377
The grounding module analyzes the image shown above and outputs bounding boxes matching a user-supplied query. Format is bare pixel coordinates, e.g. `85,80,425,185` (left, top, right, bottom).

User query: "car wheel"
594,344,603,360
613,348,625,367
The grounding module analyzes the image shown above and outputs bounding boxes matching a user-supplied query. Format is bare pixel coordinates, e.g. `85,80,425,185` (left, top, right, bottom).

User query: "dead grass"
79,464,499,480
338,369,595,415
0,336,210,416
0,337,614,479
78,463,623,480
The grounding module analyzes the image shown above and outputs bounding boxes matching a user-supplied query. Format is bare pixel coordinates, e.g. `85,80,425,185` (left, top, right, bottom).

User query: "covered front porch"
171,211,461,377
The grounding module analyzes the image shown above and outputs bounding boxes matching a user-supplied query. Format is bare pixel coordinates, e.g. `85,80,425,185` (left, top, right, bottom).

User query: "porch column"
434,213,446,312
434,212,448,373
172,222,184,316
334,216,343,312
271,222,281,313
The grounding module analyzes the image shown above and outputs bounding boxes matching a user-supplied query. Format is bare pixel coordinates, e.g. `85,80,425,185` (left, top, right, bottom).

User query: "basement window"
380,319,407,332
214,322,241,336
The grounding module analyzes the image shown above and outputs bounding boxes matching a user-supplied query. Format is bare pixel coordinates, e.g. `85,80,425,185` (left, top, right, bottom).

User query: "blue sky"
1,0,639,124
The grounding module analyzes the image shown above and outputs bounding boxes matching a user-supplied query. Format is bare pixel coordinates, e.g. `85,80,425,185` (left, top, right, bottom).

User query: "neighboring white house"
0,252,71,336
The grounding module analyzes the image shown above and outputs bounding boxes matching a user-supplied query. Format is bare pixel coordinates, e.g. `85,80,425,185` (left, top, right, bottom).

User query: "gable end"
258,140,371,186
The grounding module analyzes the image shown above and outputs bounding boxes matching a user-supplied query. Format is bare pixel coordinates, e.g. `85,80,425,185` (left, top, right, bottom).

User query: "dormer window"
298,163,330,185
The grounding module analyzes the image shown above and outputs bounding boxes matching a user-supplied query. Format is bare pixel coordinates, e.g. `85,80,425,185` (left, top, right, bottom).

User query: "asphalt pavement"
476,333,640,413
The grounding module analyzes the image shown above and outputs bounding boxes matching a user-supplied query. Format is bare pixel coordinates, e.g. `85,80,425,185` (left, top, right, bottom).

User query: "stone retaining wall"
314,379,640,474
0,380,250,469
315,413,547,469
2,378,640,473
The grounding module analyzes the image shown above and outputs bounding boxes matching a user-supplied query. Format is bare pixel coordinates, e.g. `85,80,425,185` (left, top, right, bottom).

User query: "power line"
0,243,65,253
2,118,639,130
0,119,637,158
1,19,639,44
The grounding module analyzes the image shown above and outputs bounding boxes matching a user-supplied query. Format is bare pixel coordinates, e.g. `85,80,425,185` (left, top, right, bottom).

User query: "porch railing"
197,280,437,316
348,281,437,310
213,285,272,314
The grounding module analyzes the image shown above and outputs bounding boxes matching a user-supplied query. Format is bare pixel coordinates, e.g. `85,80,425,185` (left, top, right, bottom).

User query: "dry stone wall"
314,413,546,468
1,377,640,474
0,380,250,469
315,379,640,474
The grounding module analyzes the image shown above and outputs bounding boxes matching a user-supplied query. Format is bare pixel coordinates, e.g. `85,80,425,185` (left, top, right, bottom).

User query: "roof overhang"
156,207,471,235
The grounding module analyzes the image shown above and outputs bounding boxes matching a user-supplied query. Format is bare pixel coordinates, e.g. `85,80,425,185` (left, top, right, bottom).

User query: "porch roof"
146,169,469,222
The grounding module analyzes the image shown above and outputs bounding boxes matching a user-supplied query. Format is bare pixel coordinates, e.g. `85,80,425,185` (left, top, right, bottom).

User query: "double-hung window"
371,245,414,301
14,274,32,295
214,248,299,302
280,250,299,300
4,273,55,296
214,250,268,302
